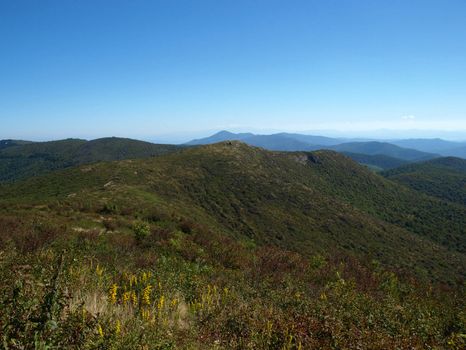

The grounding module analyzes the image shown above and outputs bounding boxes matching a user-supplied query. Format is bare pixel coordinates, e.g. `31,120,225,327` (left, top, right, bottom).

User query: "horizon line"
3,128,466,144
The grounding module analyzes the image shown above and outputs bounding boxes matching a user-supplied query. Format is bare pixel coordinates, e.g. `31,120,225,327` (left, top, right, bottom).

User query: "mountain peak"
213,130,236,136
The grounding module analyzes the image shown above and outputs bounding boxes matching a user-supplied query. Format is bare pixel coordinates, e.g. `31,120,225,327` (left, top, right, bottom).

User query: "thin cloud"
401,115,416,120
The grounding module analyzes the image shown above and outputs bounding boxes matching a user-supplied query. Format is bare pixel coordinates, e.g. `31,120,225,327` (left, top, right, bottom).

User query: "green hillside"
1,142,465,349
0,137,181,182
0,139,33,150
341,152,408,170
383,157,466,206
2,142,464,281
329,141,438,161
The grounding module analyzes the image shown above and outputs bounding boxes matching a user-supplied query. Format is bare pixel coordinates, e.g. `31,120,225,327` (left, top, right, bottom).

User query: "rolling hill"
0,139,33,150
187,131,443,168
329,141,438,161
1,141,465,348
1,142,464,284
0,137,181,182
383,157,466,206
390,138,462,153
341,152,409,171
444,145,466,158
390,138,466,158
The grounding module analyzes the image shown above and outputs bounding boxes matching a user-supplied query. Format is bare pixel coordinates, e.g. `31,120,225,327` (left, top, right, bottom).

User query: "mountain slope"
390,138,463,153
342,152,408,171
0,139,33,150
2,145,464,348
240,134,320,151
187,131,443,163
383,157,466,206
187,131,321,151
186,130,254,144
262,132,345,146
444,145,466,158
390,138,466,158
187,131,369,150
1,142,464,284
329,141,438,161
0,137,181,182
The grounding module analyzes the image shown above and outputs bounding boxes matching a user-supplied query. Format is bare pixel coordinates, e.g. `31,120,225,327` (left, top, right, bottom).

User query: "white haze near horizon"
3,119,466,144
3,128,466,144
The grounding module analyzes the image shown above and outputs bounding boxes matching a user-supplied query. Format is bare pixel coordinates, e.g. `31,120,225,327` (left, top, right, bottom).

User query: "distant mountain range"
390,138,466,156
187,130,347,150
187,131,466,169
328,141,435,161
1,132,466,183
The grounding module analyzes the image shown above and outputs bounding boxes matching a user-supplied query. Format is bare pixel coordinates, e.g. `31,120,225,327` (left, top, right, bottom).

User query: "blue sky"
1,0,466,142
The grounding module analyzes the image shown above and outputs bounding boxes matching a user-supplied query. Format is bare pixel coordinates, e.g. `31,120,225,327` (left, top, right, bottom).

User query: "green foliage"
0,142,465,284
383,156,466,205
330,141,437,161
342,151,408,170
132,221,150,242
0,141,465,348
0,221,464,349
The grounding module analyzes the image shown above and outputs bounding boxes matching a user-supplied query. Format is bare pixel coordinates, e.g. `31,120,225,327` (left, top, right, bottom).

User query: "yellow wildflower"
132,290,138,307
171,298,178,308
122,291,131,305
141,308,151,321
109,284,118,304
129,274,137,288
158,295,165,310
115,320,121,335
97,324,104,338
142,284,152,305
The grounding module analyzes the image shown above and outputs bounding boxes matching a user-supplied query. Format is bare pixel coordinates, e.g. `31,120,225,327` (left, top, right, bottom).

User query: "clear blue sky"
1,0,466,142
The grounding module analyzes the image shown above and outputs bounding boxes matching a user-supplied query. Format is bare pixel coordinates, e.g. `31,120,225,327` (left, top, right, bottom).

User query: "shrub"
132,221,150,242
